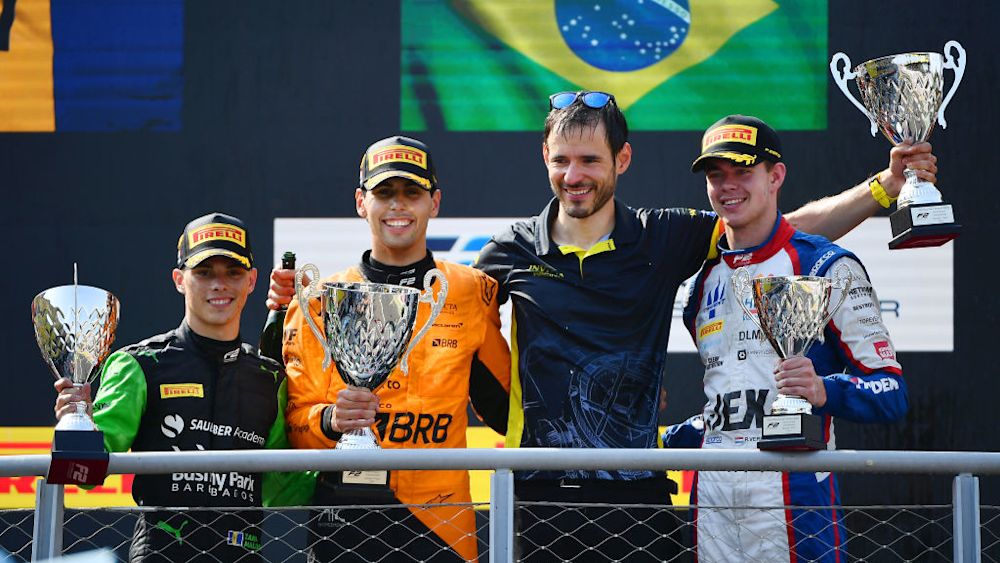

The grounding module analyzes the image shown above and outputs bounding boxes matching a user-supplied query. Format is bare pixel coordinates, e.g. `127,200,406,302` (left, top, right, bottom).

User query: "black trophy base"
758,413,827,451
888,202,961,250
47,429,110,486
317,470,395,504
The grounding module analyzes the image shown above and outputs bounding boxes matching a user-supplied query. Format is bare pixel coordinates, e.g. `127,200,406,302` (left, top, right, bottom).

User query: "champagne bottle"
259,251,295,364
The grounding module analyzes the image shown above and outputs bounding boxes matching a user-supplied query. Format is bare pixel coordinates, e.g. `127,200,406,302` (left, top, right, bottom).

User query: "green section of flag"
402,0,827,132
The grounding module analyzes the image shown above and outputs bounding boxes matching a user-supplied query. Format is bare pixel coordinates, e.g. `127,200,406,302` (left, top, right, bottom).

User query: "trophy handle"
294,263,332,371
830,52,879,137
819,263,854,328
938,40,966,130
731,267,763,331
399,268,449,376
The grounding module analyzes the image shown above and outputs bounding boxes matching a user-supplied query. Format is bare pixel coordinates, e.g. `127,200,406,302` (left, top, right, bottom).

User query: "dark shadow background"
2,1,996,514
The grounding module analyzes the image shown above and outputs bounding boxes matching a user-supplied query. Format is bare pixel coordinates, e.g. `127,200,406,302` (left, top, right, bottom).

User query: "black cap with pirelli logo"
691,114,783,173
176,212,254,270
359,135,438,191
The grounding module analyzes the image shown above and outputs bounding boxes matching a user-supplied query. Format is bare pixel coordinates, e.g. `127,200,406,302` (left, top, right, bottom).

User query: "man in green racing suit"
54,212,313,562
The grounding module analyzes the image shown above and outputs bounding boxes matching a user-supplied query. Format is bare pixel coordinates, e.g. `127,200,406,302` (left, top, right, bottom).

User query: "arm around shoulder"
786,142,938,241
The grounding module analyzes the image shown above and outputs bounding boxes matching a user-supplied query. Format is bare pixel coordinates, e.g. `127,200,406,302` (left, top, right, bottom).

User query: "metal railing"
2,448,999,562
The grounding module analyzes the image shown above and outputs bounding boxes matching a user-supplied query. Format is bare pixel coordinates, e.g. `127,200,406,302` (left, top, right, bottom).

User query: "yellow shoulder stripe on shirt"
706,218,723,261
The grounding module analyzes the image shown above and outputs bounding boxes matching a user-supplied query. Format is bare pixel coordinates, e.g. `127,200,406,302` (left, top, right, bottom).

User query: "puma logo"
156,519,189,543
426,492,454,504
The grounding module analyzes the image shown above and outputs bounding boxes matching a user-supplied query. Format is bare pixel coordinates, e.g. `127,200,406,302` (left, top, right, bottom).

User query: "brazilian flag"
402,0,827,131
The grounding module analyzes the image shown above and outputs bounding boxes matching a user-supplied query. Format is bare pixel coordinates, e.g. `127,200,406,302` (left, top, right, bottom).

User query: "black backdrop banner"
1,1,995,508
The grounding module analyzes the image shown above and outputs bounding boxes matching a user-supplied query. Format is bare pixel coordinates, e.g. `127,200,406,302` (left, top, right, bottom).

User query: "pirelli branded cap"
176,212,254,270
691,115,783,173
359,135,437,191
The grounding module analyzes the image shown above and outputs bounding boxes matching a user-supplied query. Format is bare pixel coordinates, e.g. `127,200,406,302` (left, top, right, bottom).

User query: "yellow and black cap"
359,135,437,191
691,115,783,173
176,212,253,270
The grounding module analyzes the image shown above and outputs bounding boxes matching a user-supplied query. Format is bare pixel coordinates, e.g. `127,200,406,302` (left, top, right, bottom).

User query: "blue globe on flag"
556,0,691,72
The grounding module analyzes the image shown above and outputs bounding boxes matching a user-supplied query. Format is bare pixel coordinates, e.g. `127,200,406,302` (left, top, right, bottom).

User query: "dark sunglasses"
548,91,616,110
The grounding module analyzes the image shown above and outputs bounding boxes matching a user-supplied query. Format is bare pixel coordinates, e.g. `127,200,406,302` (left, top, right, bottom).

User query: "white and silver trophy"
831,41,965,249
294,264,447,450
32,271,119,485
732,266,851,450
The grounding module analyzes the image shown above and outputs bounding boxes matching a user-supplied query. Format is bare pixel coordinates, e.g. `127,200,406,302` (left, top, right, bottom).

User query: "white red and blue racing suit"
682,214,909,563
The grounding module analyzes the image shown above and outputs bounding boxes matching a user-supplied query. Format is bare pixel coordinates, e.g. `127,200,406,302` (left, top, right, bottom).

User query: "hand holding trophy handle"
399,268,448,375
54,378,93,424
830,52,878,137
295,263,334,371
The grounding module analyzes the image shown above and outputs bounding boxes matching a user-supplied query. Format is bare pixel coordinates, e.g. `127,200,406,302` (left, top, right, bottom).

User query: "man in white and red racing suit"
683,115,911,563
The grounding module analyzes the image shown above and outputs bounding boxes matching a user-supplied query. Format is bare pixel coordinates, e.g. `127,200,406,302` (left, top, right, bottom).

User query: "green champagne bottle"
259,251,295,364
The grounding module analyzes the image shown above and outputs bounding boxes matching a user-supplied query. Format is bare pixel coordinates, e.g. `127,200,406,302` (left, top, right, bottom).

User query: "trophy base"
335,428,381,450
758,413,827,451
317,471,396,504
889,203,961,250
47,429,109,486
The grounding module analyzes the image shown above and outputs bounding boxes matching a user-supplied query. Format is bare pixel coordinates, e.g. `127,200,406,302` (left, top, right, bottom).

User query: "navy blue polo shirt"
476,198,719,481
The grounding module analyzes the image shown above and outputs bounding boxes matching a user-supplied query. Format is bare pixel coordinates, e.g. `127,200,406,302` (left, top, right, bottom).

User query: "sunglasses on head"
548,91,616,110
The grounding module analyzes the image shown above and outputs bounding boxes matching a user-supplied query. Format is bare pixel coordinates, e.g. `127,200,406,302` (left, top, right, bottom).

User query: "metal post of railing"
490,468,514,563
31,478,64,561
953,472,981,563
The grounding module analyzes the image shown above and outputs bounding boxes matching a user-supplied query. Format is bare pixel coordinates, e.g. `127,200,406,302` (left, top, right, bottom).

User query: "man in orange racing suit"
269,135,510,562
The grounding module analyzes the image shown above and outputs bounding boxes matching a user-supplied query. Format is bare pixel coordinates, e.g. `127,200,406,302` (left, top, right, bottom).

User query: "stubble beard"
557,179,616,220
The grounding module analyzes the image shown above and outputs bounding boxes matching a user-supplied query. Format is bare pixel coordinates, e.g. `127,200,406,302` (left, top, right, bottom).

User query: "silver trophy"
295,264,448,450
831,41,965,250
732,265,852,450
32,283,120,431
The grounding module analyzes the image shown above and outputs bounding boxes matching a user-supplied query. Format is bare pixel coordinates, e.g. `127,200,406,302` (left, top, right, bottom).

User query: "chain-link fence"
1,448,998,562
2,504,489,562
4,502,999,562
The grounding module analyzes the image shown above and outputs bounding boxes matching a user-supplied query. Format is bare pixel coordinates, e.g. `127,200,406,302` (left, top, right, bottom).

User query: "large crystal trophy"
295,265,446,495
32,276,120,485
295,265,447,448
831,41,966,250
732,266,851,450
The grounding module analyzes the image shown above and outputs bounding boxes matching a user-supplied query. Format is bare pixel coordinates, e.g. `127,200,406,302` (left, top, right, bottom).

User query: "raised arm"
786,142,937,240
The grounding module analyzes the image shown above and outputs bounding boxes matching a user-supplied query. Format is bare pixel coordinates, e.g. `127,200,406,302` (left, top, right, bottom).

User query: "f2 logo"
0,0,16,52
71,463,89,482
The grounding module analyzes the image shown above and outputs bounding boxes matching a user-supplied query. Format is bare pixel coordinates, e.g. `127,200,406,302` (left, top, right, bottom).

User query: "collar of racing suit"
718,213,795,268
359,249,436,289
176,320,243,362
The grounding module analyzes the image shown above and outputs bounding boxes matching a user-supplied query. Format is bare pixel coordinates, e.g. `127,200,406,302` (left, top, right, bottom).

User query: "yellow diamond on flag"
453,0,778,110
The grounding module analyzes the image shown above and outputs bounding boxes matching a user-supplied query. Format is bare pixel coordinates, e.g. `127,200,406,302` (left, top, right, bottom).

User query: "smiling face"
356,176,441,266
172,256,257,341
543,121,631,221
704,159,785,248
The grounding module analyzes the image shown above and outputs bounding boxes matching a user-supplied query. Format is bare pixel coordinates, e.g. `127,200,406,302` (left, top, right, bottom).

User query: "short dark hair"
543,99,629,157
